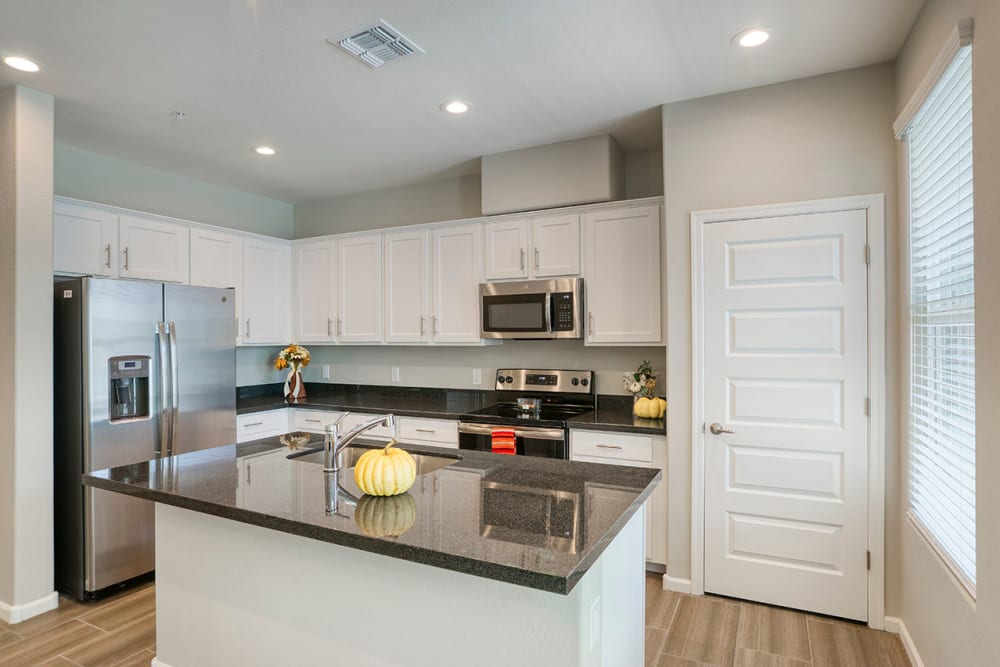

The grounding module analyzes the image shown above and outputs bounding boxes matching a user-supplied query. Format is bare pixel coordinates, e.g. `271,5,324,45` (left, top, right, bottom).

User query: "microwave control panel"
551,292,575,331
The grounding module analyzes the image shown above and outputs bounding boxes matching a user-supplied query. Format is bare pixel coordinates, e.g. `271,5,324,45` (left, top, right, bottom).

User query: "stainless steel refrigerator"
54,276,236,599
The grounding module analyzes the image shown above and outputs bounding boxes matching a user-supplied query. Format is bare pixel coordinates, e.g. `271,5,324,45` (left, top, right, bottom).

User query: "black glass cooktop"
462,403,594,428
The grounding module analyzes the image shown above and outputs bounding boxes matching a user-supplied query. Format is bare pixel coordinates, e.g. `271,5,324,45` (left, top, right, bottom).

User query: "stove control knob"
497,376,506,384
505,376,514,384
580,378,589,387
571,378,579,386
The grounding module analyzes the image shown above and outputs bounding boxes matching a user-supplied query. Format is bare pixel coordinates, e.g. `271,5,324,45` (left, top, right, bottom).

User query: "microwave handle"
544,293,552,333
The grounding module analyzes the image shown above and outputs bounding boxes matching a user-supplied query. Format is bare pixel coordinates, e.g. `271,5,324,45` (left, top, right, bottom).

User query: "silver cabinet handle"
337,318,342,336
415,428,436,434
246,319,251,339
709,423,734,435
587,312,594,336
433,316,439,335
246,464,251,485
235,317,240,339
420,316,425,336
595,444,623,450
327,318,333,336
520,248,525,271
305,418,322,423
243,421,264,428
534,247,540,272
123,246,129,271
105,244,111,268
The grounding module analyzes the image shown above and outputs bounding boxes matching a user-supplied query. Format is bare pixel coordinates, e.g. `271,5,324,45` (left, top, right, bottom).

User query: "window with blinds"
906,44,975,593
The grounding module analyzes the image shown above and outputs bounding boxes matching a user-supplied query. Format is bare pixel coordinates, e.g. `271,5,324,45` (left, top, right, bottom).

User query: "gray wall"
237,342,665,397
893,1,1000,664
660,63,899,599
54,143,295,238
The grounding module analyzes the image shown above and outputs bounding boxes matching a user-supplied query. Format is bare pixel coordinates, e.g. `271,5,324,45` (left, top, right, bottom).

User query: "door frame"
689,193,886,629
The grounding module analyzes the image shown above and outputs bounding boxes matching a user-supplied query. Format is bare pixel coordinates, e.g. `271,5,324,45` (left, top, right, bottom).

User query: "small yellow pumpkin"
633,397,653,418
354,492,417,538
354,439,417,496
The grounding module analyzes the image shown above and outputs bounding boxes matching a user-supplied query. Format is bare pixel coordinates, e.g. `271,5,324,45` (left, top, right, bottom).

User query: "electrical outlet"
472,368,482,385
391,367,400,382
321,365,330,379
589,596,601,651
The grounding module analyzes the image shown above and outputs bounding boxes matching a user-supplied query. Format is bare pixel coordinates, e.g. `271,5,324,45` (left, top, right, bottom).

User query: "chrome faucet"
323,413,396,473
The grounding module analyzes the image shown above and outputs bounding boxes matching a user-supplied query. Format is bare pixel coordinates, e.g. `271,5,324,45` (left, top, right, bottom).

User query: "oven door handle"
458,422,565,441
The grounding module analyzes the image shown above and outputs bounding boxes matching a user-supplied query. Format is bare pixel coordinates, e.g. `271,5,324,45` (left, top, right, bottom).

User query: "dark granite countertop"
566,395,667,436
237,383,665,435
84,436,660,595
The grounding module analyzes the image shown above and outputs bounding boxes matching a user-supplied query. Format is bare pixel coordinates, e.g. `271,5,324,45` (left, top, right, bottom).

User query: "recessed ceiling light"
733,28,770,48
441,100,470,114
254,146,276,156
4,56,40,73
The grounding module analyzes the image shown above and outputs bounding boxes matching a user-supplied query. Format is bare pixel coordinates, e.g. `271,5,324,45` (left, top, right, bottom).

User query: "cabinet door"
531,214,580,277
53,200,116,277
483,219,529,280
242,237,291,344
119,213,190,283
338,234,382,343
582,205,661,344
572,453,656,562
294,240,336,343
190,228,243,343
384,230,430,343
431,225,483,343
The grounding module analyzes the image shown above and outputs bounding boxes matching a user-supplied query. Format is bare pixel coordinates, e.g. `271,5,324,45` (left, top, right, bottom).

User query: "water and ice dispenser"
108,355,150,422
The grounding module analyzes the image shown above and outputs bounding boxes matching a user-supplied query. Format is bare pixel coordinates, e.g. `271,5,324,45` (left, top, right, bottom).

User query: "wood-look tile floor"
0,576,909,666
645,574,911,667
0,583,155,667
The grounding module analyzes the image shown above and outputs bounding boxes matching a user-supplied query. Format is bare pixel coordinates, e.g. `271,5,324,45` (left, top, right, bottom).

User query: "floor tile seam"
111,647,155,666
56,654,84,666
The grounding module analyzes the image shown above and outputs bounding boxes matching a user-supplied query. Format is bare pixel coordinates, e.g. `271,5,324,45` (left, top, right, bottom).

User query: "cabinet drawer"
237,410,288,440
397,417,458,447
341,413,395,440
292,409,344,433
570,430,652,464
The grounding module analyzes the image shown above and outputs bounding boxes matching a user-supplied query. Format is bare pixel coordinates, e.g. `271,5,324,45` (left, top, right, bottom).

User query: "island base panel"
152,503,645,667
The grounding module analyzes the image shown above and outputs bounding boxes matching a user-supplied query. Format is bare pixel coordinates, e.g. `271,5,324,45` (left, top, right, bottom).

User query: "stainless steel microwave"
479,278,583,339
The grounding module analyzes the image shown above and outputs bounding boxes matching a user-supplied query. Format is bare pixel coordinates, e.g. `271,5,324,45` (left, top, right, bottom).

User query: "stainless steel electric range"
458,368,595,459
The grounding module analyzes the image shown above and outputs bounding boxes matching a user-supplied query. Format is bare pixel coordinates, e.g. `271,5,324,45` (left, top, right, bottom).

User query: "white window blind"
906,44,975,592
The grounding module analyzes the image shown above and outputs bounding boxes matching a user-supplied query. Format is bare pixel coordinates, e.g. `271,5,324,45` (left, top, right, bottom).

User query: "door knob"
709,422,734,435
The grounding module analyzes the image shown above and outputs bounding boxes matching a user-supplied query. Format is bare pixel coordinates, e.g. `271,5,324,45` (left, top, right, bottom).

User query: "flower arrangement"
622,360,656,398
274,343,311,373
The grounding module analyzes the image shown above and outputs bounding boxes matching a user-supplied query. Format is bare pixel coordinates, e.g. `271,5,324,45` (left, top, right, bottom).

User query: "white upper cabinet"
190,227,243,343
531,213,580,277
582,205,661,344
483,219,529,280
432,224,483,343
338,234,382,343
294,240,337,343
53,200,117,277
118,213,190,283
483,214,580,280
384,230,431,344
242,237,291,345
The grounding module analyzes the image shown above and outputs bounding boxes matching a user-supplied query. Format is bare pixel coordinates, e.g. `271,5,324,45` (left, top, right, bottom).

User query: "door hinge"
865,397,871,416
867,550,871,571
865,243,871,266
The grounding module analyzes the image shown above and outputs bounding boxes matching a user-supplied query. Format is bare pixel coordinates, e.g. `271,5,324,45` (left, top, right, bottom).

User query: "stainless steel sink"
288,445,460,475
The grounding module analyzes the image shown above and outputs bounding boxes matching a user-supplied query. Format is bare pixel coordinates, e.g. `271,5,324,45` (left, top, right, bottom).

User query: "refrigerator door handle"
155,322,170,457
167,321,179,457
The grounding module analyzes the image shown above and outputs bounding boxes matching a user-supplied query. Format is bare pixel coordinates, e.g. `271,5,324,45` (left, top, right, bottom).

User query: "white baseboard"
0,591,59,624
663,574,693,594
151,658,174,667
884,616,924,667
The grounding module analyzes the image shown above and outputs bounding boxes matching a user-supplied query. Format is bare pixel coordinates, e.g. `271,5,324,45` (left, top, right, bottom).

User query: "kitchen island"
85,435,660,667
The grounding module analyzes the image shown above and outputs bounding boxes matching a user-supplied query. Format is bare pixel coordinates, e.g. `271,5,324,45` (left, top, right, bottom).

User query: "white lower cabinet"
291,409,395,441
53,200,117,277
236,410,290,443
396,417,459,448
570,429,666,565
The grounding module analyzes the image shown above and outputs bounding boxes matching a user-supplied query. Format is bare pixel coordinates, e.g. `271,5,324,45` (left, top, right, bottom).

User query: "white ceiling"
0,0,924,203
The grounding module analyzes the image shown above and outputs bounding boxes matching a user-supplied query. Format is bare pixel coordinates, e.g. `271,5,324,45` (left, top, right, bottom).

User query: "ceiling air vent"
328,19,424,68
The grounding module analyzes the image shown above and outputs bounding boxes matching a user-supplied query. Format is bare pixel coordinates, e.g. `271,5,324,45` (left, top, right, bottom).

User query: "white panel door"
242,237,291,344
432,225,482,343
582,205,661,344
483,219,528,280
531,214,580,277
119,213,190,283
53,200,116,277
702,209,869,620
384,230,430,343
338,234,382,343
190,228,243,343
294,240,336,343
